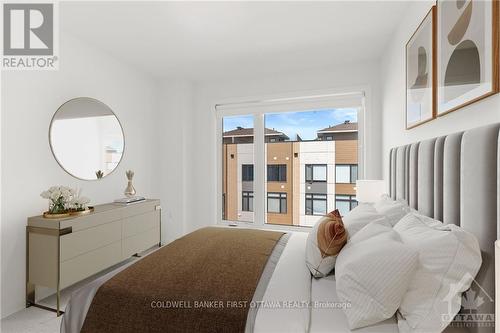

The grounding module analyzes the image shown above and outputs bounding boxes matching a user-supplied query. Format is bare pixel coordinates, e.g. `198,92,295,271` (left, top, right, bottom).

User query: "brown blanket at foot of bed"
80,227,284,333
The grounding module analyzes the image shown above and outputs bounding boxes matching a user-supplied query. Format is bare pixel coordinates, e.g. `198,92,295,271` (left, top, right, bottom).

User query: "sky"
223,108,357,141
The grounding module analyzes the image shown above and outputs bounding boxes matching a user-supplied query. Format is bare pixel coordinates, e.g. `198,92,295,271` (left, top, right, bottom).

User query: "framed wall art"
437,0,499,115
406,6,436,129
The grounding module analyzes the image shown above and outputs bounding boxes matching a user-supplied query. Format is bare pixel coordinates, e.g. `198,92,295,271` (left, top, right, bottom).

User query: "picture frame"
437,0,499,116
406,6,437,130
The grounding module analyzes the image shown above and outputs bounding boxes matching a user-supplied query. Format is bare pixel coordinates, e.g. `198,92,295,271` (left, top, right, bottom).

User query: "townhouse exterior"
222,121,358,227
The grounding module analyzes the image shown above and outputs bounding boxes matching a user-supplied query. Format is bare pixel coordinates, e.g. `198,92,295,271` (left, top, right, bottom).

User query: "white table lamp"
355,180,386,203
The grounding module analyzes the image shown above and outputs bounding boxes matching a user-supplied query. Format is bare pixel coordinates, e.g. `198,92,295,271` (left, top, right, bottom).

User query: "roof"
223,127,289,139
317,121,358,133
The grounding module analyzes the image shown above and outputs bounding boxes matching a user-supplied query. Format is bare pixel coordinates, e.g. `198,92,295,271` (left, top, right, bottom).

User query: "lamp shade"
355,180,386,203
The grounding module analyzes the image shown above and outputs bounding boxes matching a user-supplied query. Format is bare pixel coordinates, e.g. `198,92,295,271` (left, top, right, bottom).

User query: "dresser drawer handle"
60,227,72,235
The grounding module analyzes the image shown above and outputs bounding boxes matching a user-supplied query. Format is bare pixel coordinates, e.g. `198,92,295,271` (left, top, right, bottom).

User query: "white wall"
186,60,383,233
155,80,194,243
0,32,160,318
380,0,500,178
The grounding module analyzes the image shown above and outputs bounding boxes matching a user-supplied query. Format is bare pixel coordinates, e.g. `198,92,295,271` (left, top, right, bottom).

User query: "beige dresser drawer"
60,208,122,231
121,200,159,219
60,241,122,289
60,220,122,262
122,226,160,259
122,211,159,238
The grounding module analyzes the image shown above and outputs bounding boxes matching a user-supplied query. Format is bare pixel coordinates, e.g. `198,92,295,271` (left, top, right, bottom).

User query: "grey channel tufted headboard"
389,123,499,333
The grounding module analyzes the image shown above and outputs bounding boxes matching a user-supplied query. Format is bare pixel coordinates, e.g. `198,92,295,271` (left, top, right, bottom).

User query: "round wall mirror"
49,97,125,180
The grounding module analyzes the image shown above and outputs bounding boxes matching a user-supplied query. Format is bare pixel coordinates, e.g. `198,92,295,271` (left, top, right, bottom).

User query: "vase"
124,170,136,197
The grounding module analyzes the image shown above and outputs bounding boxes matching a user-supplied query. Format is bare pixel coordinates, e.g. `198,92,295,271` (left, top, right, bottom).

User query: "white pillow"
393,213,482,333
373,194,411,226
407,209,442,228
335,222,419,329
342,203,388,237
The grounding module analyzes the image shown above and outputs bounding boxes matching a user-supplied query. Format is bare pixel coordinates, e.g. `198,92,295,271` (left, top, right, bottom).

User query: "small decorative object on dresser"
40,186,92,218
114,196,146,205
40,186,73,218
124,170,136,197
68,189,93,216
26,199,161,316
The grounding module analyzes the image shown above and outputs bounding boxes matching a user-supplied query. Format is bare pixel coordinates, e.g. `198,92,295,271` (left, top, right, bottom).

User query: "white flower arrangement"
40,186,91,214
69,190,91,211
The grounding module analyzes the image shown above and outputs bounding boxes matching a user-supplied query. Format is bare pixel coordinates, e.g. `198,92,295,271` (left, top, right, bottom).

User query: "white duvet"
254,232,312,333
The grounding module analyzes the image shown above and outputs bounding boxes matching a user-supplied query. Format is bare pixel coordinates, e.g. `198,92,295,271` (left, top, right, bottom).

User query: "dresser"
26,199,161,315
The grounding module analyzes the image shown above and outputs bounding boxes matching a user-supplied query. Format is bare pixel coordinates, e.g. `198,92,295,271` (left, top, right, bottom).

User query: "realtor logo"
3,3,53,55
2,2,58,70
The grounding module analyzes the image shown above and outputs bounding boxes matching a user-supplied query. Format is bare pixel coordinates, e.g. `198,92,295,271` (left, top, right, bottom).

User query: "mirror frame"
49,97,126,181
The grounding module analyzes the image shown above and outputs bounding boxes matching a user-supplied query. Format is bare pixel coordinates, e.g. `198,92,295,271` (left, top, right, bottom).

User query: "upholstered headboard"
389,123,499,333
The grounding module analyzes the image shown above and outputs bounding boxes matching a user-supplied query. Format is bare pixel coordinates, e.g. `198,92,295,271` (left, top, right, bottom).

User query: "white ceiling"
61,1,409,81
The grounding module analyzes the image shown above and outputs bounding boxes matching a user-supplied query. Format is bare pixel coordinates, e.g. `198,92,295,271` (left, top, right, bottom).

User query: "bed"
61,123,498,333
62,229,398,333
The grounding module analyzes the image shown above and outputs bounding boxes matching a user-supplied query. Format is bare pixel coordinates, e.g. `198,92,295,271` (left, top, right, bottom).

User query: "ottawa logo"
442,272,494,328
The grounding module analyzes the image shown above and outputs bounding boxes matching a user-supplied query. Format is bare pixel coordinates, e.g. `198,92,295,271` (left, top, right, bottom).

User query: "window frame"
350,165,358,184
305,164,327,183
267,192,287,214
242,191,254,212
335,194,358,215
305,193,328,216
215,88,367,231
267,164,287,182
335,164,358,184
242,164,254,181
